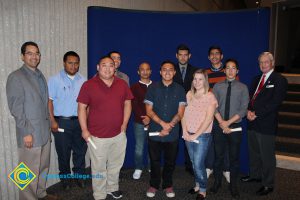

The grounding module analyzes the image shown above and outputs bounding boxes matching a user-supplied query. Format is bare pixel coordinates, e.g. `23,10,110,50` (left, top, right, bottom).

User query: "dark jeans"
133,122,150,169
213,122,242,187
148,139,178,189
53,118,87,178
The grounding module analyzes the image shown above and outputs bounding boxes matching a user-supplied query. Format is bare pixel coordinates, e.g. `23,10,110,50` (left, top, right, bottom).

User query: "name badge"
266,85,274,88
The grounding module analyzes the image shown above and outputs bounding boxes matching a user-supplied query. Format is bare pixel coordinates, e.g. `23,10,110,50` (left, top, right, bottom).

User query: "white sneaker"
223,171,230,183
206,168,213,178
133,169,142,179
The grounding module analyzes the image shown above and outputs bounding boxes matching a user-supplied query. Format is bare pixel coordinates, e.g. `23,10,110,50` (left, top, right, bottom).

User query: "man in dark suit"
6,41,57,200
173,44,198,174
241,52,287,196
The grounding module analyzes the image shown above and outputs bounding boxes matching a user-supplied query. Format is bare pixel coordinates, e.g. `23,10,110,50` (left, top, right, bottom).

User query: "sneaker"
206,168,213,178
164,187,175,198
107,191,123,199
132,169,142,180
223,171,230,183
146,187,157,198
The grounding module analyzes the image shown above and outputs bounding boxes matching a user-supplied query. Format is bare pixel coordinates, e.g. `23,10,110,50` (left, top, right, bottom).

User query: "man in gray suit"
6,41,58,200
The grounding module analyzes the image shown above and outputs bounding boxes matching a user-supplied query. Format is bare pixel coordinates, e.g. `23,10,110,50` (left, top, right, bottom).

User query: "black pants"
53,118,87,178
148,139,178,189
247,129,276,188
213,122,242,188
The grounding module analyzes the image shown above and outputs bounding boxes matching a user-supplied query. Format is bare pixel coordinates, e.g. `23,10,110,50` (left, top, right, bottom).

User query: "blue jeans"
134,122,149,169
186,133,212,193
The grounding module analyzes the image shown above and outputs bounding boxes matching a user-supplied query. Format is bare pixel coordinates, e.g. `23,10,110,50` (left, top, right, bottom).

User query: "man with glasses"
6,41,58,200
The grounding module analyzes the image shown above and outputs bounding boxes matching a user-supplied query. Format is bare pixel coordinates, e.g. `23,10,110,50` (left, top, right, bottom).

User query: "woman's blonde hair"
190,69,209,95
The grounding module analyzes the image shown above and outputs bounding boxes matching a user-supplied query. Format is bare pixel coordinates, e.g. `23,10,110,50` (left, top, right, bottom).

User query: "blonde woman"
182,69,218,200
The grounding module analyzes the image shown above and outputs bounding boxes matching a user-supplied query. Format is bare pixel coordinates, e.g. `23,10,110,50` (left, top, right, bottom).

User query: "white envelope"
266,85,274,88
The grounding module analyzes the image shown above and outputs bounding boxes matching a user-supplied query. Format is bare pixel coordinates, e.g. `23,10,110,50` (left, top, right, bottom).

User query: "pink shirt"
184,91,218,134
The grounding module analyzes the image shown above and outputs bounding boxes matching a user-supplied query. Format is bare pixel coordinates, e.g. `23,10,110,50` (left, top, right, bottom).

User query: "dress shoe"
196,193,206,200
209,183,221,194
76,179,86,188
230,188,240,199
188,188,199,194
38,194,59,200
256,186,273,196
61,180,71,190
241,176,261,182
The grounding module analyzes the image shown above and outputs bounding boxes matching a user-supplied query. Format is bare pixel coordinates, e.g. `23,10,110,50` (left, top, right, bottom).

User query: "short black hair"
176,44,190,54
160,60,175,70
63,51,80,62
108,51,121,57
224,58,239,70
21,41,39,55
208,45,223,56
98,55,114,64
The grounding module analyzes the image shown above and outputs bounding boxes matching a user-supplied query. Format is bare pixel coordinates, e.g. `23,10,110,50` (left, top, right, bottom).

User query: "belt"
54,116,78,120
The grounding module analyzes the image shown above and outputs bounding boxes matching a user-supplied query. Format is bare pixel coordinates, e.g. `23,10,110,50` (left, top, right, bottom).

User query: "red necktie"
251,74,266,107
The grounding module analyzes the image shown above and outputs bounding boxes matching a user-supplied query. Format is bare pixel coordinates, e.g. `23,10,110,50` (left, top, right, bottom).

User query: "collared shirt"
77,76,133,138
48,69,86,117
213,79,249,123
116,70,130,85
144,81,186,142
24,65,47,102
253,69,274,94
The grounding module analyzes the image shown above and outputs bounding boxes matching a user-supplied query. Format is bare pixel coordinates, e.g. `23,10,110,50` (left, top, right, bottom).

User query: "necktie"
251,74,266,106
181,67,186,80
224,81,231,120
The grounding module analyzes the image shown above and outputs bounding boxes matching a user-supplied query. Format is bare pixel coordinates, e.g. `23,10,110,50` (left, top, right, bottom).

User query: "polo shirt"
48,69,86,117
77,76,133,138
144,81,186,142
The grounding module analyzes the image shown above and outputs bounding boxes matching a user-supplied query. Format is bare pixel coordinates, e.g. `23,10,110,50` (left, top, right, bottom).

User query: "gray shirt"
212,79,249,123
116,70,129,85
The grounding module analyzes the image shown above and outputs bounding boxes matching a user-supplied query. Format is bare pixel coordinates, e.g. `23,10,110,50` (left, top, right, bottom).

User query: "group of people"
6,41,287,200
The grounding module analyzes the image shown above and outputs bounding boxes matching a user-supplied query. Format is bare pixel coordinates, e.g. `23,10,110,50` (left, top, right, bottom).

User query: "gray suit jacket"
6,65,50,148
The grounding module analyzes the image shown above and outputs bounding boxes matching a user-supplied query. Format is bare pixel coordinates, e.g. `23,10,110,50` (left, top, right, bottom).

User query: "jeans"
213,123,242,188
186,133,211,193
148,139,178,189
133,122,150,169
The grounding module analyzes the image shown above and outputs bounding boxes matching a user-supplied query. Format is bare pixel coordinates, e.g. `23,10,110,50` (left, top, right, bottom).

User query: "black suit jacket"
173,63,198,93
248,71,287,134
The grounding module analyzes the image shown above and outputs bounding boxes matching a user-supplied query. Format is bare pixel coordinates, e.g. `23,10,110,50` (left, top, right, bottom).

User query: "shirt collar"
263,69,274,81
60,69,81,81
139,80,152,87
210,63,223,72
23,64,41,77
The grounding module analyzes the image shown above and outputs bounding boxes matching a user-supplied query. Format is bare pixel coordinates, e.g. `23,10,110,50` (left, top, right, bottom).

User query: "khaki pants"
89,133,127,200
18,139,51,200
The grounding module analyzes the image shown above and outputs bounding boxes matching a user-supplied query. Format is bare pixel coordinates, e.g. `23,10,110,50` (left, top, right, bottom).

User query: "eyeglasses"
24,52,41,57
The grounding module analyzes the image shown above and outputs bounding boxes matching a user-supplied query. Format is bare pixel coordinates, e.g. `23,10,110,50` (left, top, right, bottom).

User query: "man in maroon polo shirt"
77,56,133,200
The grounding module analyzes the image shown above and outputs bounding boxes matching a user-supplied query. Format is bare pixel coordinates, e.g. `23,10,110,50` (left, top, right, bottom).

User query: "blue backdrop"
87,6,270,174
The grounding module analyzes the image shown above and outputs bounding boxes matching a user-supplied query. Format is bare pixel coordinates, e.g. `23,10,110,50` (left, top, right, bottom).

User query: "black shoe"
185,167,194,176
188,188,199,194
256,186,273,196
209,184,221,194
196,193,206,200
241,176,261,182
230,188,240,199
61,180,71,191
108,191,123,199
76,179,86,188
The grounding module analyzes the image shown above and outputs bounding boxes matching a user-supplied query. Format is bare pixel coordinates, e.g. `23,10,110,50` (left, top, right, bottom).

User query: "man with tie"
209,59,249,199
173,44,198,175
241,52,287,196
6,41,57,200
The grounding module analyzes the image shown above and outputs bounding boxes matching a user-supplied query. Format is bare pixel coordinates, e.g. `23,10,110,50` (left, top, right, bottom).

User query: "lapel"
21,65,46,104
256,71,274,98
